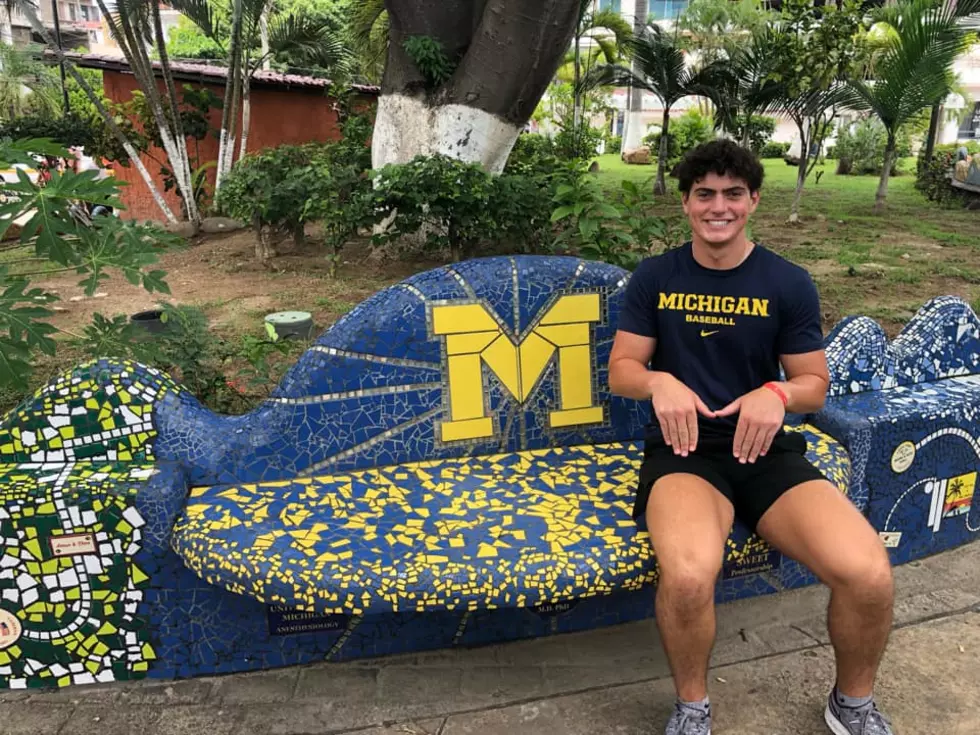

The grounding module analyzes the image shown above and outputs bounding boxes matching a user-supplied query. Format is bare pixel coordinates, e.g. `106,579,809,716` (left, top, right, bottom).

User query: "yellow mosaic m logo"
431,294,605,442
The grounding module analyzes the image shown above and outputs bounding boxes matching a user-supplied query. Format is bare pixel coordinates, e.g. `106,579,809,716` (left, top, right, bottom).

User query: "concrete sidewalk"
4,541,979,735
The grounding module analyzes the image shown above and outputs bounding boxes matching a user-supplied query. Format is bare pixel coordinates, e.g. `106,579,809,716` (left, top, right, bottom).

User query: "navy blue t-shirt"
617,242,824,443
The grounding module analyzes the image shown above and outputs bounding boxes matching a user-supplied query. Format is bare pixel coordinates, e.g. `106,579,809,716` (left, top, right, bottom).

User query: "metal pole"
50,0,70,113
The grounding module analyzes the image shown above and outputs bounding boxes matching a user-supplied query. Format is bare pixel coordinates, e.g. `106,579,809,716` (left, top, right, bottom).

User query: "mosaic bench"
0,256,978,691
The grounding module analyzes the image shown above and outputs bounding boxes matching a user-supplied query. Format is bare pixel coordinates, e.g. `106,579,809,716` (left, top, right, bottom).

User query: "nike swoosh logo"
700,330,719,337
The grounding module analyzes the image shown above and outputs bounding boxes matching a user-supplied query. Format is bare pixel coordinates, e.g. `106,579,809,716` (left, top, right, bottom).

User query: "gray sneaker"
665,702,711,735
825,693,895,735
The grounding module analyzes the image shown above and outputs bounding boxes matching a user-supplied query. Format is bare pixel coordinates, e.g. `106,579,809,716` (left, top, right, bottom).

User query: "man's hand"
714,386,786,464
649,373,716,457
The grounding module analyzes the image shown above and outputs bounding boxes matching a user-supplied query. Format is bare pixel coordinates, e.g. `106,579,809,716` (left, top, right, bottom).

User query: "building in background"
579,0,980,152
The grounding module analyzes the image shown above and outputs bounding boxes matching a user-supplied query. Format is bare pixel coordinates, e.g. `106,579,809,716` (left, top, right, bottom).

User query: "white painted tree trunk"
371,95,522,174
623,110,646,151
238,81,251,159
259,8,270,71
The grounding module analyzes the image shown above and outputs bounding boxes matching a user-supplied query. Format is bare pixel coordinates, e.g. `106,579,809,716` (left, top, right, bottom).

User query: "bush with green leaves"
643,109,716,168
371,154,499,262
833,118,912,176
759,141,790,158
489,170,557,254
551,170,685,270
215,143,318,261
403,36,457,88
0,138,179,389
915,142,980,208
553,123,604,162
730,115,777,154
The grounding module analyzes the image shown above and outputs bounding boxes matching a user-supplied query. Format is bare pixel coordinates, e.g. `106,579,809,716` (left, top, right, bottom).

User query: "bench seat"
171,426,850,616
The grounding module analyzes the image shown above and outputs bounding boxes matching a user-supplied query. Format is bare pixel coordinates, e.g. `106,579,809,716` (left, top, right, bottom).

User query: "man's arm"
608,330,659,399
774,349,830,414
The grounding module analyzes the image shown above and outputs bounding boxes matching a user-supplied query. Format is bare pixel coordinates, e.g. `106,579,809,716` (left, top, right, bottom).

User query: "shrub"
553,123,604,161
371,154,498,262
551,172,688,270
643,109,715,168
833,118,912,176
216,143,323,261
505,133,563,177
759,141,790,158
729,115,777,154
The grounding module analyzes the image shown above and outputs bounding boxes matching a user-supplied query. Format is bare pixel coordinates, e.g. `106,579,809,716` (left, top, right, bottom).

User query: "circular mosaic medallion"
0,609,22,650
891,441,916,474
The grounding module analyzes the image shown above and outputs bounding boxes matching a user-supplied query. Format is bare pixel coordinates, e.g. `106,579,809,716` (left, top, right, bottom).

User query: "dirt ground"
34,228,442,340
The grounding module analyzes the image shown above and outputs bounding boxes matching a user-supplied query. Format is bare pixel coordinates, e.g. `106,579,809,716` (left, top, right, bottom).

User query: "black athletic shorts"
633,430,828,533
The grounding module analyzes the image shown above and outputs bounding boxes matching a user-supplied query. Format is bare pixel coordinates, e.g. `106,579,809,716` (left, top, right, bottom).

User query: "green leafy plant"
403,36,456,88
215,143,316,262
834,118,911,176
371,154,497,262
759,141,790,158
729,114,777,153
551,170,636,268
0,137,179,389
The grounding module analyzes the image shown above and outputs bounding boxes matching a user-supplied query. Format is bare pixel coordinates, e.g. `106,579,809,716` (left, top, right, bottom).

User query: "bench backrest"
823,295,980,397
155,255,650,484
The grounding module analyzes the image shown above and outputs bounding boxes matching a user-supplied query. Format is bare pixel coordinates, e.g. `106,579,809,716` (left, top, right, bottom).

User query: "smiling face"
681,172,760,252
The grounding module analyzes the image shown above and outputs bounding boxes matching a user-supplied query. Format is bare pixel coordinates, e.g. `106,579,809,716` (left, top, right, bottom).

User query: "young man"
608,139,896,735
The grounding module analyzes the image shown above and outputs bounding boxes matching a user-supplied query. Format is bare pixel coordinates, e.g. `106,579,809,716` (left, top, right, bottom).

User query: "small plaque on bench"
49,533,97,558
267,605,349,636
723,548,781,580
530,601,580,618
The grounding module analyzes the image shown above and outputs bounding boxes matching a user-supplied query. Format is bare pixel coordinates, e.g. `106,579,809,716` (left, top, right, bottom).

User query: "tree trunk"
259,6,271,71
924,102,941,163
17,0,177,222
153,1,198,224
1,4,13,46
238,76,251,160
216,0,245,190
789,122,807,224
654,107,670,195
622,0,648,151
875,134,897,213
373,0,580,173
573,27,582,131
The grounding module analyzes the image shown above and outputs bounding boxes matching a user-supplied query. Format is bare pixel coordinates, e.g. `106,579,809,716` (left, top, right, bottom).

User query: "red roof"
52,50,380,94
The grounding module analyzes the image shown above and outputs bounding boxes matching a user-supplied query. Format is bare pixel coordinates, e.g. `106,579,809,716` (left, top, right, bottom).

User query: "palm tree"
14,0,179,222
570,0,632,129
349,0,387,85
844,0,980,211
585,22,730,194
94,0,200,222
170,0,351,182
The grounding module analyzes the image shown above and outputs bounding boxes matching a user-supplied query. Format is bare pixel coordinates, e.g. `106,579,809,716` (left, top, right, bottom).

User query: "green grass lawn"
592,154,979,335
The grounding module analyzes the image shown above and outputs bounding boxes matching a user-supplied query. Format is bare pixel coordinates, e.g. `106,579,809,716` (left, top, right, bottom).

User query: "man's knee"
657,554,722,615
830,541,894,608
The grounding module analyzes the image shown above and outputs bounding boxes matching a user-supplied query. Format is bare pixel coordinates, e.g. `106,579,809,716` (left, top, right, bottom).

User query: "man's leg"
645,473,735,702
756,479,894,697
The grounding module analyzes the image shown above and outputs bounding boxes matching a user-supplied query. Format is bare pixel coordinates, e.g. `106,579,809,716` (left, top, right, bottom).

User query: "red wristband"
763,382,788,407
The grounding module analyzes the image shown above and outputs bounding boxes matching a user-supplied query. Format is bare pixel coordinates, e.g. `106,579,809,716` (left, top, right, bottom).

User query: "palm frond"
267,13,353,74
165,0,224,46
348,0,387,84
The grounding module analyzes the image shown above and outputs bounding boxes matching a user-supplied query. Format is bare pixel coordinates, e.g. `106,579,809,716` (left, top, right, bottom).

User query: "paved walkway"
3,541,979,735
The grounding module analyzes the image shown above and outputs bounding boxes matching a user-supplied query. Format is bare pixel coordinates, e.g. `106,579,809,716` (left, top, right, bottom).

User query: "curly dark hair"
675,139,765,195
